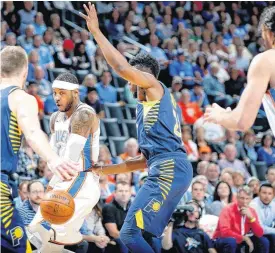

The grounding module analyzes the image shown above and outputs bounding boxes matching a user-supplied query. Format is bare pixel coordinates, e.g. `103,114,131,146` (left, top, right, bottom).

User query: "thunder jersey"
50,103,95,170
263,87,275,136
136,82,186,160
1,86,23,174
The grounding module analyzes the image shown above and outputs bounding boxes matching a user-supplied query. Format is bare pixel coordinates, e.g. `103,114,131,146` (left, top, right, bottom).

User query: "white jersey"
50,103,96,170
262,88,275,136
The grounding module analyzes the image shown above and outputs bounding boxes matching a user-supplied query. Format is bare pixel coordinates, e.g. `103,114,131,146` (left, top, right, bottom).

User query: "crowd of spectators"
1,1,275,252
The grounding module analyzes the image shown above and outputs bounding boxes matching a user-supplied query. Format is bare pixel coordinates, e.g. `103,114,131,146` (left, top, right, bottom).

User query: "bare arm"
104,223,120,239
161,222,174,250
204,53,271,131
80,3,162,100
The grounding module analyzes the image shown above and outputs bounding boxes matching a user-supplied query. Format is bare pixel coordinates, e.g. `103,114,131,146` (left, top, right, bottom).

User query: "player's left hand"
204,103,231,124
79,2,99,35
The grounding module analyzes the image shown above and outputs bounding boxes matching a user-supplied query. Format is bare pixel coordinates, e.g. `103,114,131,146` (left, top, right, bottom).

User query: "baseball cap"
172,76,183,85
199,146,211,154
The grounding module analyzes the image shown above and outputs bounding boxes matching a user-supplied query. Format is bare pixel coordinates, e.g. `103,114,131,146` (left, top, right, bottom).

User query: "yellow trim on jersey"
142,100,159,118
135,209,144,229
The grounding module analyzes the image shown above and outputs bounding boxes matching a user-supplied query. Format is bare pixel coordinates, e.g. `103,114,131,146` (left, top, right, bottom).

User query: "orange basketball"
40,190,75,225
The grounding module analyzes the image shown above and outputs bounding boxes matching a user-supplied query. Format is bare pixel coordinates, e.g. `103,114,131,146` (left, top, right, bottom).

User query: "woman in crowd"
257,134,275,167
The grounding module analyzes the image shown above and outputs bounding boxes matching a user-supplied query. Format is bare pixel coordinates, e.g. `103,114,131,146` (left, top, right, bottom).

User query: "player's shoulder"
252,50,275,64
9,89,36,108
74,103,97,118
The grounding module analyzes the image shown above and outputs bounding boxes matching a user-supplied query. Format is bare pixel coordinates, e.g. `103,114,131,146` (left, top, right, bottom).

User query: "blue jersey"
1,86,23,175
136,83,185,160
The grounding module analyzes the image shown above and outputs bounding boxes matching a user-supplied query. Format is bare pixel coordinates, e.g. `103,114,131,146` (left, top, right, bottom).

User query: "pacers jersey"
50,103,95,170
136,82,185,160
1,86,23,174
263,87,275,136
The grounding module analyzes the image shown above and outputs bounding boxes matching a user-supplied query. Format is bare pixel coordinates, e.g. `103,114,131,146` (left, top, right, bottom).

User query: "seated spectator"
18,1,36,34
44,94,58,115
213,186,269,253
27,49,40,82
42,28,55,55
198,146,212,162
250,183,275,253
202,62,235,108
81,203,111,252
247,177,260,199
33,12,47,36
224,130,246,161
220,169,236,194
196,161,210,176
206,181,234,217
79,74,97,101
1,1,20,36
50,13,70,41
77,29,97,58
95,71,117,103
74,42,91,70
39,165,53,188
102,182,132,253
218,144,250,179
193,54,209,79
169,50,194,88
178,89,203,125
242,129,258,165
257,134,275,167
106,9,124,45
84,88,104,118
169,76,183,102
91,47,109,78
162,201,218,253
36,158,47,178
182,128,199,162
205,163,220,195
235,46,251,72
232,171,245,190
14,181,29,208
119,138,139,161
190,82,210,108
34,66,51,100
265,165,275,187
26,82,44,119
17,180,45,226
17,138,40,181
17,24,34,47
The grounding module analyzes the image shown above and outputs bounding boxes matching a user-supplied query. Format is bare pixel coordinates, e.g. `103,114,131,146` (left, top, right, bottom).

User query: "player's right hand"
79,2,99,35
48,158,79,181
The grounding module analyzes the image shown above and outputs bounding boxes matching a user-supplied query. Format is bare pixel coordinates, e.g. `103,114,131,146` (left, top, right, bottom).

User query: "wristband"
249,217,256,223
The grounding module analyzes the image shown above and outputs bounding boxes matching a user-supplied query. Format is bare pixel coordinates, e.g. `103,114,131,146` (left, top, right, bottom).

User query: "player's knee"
120,223,139,245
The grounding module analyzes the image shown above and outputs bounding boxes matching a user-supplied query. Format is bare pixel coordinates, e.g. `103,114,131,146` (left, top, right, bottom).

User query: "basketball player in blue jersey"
0,46,79,252
80,3,193,253
205,6,275,136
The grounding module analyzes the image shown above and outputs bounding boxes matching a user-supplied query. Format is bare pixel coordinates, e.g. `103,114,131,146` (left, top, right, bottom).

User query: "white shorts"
30,172,100,245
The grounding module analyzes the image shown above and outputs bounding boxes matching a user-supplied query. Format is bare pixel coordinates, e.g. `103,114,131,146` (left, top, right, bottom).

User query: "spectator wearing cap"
198,146,212,162
95,71,117,104
202,62,235,108
17,24,34,48
250,183,275,253
213,186,268,253
169,76,182,102
84,88,104,119
247,177,260,199
25,34,54,70
178,89,203,125
33,12,47,36
190,82,209,108
18,1,37,34
53,39,77,70
169,50,195,88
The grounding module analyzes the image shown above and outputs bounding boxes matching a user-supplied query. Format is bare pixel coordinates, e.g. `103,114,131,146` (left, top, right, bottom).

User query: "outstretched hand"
79,2,99,35
204,103,231,124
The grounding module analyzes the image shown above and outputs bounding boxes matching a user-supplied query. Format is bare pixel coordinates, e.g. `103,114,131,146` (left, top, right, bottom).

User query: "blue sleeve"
257,148,265,162
46,51,54,64
202,94,210,107
203,78,220,97
203,232,214,249
169,62,178,77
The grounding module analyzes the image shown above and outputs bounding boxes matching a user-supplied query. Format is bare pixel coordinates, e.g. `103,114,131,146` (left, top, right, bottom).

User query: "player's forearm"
218,109,249,131
92,30,131,78
101,156,147,175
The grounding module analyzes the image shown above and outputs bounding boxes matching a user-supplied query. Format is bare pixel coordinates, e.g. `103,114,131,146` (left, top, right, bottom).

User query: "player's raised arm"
204,52,271,131
79,3,161,95
14,91,78,180
87,155,147,175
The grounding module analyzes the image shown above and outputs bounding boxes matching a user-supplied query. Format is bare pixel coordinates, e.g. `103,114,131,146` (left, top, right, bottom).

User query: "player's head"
52,72,80,112
128,52,160,97
0,46,28,87
259,6,275,49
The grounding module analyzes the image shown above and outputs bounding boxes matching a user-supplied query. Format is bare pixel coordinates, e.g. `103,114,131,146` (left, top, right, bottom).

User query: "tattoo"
71,109,96,138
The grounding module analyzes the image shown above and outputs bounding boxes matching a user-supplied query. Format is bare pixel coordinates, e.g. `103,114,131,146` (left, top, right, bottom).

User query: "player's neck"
65,100,81,118
0,77,23,89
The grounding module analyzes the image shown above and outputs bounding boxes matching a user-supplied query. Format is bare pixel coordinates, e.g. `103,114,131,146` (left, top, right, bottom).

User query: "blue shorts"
124,152,193,237
1,174,31,253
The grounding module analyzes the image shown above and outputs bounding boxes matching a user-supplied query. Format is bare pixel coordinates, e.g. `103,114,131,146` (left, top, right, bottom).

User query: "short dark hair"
115,181,130,191
261,133,274,147
129,53,160,78
27,180,44,192
87,87,98,94
259,183,274,192
55,72,79,85
259,6,275,33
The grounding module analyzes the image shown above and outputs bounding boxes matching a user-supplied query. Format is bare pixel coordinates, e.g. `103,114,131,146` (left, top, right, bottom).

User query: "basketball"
40,190,75,225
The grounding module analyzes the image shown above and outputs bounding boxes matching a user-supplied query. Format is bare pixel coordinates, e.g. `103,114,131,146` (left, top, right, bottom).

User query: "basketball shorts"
124,152,193,237
30,171,100,245
1,174,32,253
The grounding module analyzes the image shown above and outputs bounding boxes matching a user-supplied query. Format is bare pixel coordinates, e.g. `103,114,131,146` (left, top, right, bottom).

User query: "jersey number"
173,109,182,138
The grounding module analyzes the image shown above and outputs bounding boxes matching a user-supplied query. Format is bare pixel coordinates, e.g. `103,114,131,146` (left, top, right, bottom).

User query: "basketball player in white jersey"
204,6,275,136
28,73,101,252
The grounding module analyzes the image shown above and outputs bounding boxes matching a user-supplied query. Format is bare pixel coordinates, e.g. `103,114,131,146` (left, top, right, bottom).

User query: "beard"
60,93,74,112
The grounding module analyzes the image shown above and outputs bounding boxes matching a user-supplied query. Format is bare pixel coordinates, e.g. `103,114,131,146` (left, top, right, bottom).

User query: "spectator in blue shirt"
169,50,195,88
257,134,275,167
33,12,47,36
18,1,36,34
172,7,187,31
190,83,210,108
17,24,34,47
95,71,117,104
